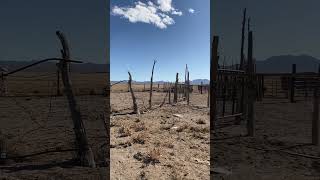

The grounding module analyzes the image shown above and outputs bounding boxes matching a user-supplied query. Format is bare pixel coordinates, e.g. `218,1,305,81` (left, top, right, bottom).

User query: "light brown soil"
213,98,320,179
0,95,107,180
110,91,210,179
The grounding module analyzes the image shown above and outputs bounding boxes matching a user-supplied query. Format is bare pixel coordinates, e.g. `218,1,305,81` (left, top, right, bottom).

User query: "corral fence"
211,35,320,145
111,62,210,114
211,32,255,137
0,31,109,168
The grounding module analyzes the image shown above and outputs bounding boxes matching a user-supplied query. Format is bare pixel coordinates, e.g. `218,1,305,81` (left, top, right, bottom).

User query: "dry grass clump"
189,126,209,133
145,148,161,164
196,118,206,124
131,122,146,132
133,148,161,165
160,124,172,131
163,141,174,149
132,133,146,144
176,124,189,132
118,126,131,137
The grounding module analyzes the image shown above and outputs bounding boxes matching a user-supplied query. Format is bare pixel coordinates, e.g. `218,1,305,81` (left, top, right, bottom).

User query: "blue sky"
111,0,210,81
212,0,320,62
0,0,107,64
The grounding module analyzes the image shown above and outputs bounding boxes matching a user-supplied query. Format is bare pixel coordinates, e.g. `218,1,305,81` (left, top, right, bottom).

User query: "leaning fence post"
174,73,179,103
149,60,156,109
128,71,140,114
56,31,96,167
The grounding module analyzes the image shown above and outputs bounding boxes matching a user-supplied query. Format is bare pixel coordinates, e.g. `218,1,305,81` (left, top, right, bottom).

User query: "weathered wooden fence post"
56,31,96,167
312,87,319,145
149,60,156,109
185,64,188,98
240,8,247,70
290,64,296,103
0,68,8,96
187,71,190,105
210,36,219,172
128,71,140,115
247,31,255,137
169,83,171,104
211,36,219,129
174,73,179,103
0,131,7,165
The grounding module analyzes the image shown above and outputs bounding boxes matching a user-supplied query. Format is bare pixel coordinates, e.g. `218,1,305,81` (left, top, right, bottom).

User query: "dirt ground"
213,98,320,180
0,95,107,180
110,91,210,179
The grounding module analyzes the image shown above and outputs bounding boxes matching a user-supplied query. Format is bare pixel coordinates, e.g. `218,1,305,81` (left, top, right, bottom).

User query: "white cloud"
157,0,173,12
172,10,183,16
188,8,195,14
112,0,183,29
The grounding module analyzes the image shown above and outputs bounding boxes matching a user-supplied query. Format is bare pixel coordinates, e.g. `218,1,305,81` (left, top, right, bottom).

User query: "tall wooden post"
210,36,219,173
169,83,171,104
290,64,296,103
149,60,156,109
247,31,255,137
56,31,95,167
187,72,190,105
185,64,188,98
240,8,247,70
174,73,179,103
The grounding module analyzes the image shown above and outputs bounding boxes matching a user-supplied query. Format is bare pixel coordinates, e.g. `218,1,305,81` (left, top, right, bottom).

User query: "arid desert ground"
0,72,108,180
110,84,210,179
213,97,320,180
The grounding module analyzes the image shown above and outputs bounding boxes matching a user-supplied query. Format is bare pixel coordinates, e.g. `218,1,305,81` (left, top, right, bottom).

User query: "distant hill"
256,55,320,73
190,79,209,85
111,79,210,85
0,60,109,73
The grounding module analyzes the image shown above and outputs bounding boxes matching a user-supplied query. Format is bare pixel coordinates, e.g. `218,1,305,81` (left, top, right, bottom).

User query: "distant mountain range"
256,55,320,73
111,79,210,85
1,54,319,80
0,60,109,73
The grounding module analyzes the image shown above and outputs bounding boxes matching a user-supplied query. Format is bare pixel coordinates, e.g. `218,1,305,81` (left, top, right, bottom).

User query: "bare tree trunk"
149,60,157,109
56,31,96,167
174,73,179,103
128,71,140,114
